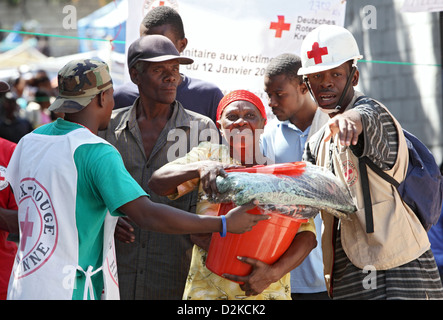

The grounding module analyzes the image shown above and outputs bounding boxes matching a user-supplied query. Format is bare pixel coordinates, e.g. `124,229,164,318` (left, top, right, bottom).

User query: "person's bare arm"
323,109,362,146
148,163,201,196
117,196,269,235
0,208,18,234
148,161,240,197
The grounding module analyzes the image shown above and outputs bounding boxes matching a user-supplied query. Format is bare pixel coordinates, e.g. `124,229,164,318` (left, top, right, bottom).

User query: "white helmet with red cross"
297,25,363,76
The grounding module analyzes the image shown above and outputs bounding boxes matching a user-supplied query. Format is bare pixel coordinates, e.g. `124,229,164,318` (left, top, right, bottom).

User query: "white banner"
401,0,443,12
126,0,347,101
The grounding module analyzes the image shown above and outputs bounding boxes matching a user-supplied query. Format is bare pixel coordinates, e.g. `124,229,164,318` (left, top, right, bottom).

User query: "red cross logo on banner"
307,42,328,64
270,15,291,38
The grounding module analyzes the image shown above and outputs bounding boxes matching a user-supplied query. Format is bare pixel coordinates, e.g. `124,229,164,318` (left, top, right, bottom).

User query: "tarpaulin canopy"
77,0,127,54
0,39,47,69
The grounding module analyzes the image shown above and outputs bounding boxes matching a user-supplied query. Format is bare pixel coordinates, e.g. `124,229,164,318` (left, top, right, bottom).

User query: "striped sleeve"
352,100,398,170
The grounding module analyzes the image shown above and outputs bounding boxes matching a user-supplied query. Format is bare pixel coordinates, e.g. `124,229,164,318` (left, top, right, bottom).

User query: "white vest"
6,128,119,300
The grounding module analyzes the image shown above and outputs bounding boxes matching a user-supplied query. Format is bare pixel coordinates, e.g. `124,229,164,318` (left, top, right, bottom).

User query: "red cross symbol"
307,42,328,64
20,208,34,252
344,167,353,179
270,15,291,38
153,1,165,7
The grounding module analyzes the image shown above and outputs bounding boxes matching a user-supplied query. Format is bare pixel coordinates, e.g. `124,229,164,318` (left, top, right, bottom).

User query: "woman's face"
217,100,266,151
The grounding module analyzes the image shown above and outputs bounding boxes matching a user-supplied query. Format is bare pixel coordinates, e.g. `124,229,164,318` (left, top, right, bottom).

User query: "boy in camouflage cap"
5,59,266,300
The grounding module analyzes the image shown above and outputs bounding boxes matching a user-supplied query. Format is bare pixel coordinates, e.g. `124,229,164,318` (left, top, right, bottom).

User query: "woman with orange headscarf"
148,90,316,300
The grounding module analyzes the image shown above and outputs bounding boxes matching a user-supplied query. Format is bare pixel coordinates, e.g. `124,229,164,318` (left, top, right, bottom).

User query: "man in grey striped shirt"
300,25,443,299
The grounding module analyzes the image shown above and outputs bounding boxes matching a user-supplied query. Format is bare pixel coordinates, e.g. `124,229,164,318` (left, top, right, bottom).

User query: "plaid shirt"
99,98,218,299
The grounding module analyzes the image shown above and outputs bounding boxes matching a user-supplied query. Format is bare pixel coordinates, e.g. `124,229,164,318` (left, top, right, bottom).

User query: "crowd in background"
0,69,62,144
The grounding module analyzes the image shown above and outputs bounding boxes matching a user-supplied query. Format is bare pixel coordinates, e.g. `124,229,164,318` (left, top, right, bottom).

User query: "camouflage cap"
49,58,113,113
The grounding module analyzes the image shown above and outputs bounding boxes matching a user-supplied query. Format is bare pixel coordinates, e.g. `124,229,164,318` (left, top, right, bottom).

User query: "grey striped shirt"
351,95,398,170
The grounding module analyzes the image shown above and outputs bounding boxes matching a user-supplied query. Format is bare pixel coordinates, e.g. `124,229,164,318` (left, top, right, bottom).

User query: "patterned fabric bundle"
210,162,356,220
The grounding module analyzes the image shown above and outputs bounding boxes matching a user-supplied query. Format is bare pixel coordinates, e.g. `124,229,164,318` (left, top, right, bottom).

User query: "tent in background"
0,0,128,85
77,0,127,54
0,39,47,69
0,44,125,86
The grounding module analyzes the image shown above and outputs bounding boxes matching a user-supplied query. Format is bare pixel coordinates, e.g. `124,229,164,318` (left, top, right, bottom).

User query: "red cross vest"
306,93,429,293
5,128,120,300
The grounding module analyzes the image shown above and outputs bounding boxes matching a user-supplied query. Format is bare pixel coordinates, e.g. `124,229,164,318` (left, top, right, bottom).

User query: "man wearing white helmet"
299,25,443,299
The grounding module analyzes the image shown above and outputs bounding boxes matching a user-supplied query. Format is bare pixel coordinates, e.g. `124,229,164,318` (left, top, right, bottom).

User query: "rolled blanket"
209,162,356,220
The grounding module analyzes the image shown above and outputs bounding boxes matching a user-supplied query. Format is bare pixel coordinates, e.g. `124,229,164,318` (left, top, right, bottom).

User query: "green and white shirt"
6,119,147,300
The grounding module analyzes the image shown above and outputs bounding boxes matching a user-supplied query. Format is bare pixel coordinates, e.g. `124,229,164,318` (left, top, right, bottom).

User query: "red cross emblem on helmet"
307,42,328,64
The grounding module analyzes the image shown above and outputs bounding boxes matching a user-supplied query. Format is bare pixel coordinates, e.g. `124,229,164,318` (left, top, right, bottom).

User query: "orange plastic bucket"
206,202,307,281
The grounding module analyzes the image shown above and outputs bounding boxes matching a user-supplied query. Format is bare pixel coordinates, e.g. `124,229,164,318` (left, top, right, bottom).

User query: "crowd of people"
0,68,61,144
0,6,443,300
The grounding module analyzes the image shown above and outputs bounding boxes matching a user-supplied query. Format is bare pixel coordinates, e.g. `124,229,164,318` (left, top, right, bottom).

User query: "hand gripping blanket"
209,162,357,220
